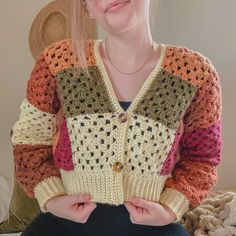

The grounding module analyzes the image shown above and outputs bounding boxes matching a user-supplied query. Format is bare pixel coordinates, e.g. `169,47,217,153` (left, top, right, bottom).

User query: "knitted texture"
180,190,236,235
11,38,223,221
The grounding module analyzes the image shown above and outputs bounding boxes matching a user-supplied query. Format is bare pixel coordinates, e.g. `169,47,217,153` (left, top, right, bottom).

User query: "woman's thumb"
68,193,91,203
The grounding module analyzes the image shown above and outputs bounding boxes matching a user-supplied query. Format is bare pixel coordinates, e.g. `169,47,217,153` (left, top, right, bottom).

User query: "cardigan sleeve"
159,60,223,223
10,51,67,212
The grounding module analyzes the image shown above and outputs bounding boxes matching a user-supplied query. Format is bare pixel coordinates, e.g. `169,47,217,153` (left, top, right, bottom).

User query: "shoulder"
41,37,94,58
163,43,219,88
39,38,93,75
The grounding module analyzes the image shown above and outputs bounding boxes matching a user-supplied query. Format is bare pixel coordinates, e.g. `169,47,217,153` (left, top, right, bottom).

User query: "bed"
0,233,21,236
0,175,22,235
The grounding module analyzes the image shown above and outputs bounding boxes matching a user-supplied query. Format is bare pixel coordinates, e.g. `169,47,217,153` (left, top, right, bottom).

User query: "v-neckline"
93,39,167,115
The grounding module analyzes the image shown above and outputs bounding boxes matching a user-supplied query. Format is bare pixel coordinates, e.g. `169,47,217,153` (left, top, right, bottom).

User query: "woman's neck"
100,33,157,72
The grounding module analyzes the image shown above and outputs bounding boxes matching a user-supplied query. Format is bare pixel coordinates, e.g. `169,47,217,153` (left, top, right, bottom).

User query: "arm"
159,60,223,223
11,51,66,212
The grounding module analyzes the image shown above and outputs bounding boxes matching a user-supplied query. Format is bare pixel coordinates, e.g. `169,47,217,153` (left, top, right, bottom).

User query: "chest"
102,60,156,101
54,53,197,175
99,47,162,102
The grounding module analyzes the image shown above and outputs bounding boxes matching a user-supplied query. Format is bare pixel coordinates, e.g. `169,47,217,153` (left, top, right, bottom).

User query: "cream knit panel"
11,98,57,145
124,115,176,176
66,113,120,173
65,112,176,176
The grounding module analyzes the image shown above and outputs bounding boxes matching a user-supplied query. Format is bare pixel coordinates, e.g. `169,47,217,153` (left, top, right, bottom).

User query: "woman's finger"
73,202,97,222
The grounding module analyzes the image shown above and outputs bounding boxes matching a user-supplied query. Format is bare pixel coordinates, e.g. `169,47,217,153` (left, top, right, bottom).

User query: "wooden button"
118,112,128,123
112,161,124,172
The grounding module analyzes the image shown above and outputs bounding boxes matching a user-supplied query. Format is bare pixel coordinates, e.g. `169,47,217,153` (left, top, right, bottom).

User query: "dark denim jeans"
21,203,190,236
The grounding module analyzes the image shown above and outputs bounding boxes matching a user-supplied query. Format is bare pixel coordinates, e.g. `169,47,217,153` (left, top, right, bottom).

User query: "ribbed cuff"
159,188,189,223
34,176,67,213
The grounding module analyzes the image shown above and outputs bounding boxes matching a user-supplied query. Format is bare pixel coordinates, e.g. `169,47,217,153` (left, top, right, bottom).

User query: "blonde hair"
71,0,159,79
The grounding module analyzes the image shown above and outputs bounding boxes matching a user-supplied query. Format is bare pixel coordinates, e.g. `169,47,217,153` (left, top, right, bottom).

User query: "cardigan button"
118,112,128,123
112,161,124,172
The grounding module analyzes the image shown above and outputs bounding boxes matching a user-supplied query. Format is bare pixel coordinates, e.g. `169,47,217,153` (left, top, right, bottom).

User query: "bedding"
0,176,22,235
0,177,40,234
0,175,11,223
0,233,21,236
180,188,236,235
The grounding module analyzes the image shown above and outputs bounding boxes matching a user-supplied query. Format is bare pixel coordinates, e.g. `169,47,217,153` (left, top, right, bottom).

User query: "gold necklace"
104,39,155,75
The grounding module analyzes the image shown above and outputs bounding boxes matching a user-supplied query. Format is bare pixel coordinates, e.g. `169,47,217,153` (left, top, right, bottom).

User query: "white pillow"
0,175,12,223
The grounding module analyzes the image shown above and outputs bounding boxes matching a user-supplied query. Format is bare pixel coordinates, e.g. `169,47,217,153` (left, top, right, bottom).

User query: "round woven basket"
29,0,97,59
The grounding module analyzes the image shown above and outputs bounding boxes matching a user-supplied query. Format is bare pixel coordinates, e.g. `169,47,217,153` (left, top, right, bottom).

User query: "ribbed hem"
123,174,168,202
61,170,168,206
34,176,67,213
159,188,189,223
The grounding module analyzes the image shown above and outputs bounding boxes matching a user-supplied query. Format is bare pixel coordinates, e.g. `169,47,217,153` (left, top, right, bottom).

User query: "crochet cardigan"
11,38,223,223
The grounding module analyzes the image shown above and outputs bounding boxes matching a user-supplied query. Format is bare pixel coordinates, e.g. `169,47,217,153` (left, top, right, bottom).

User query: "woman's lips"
105,1,129,13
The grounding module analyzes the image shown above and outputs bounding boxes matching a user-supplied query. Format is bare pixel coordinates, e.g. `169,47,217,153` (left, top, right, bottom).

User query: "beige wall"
0,0,53,181
1,0,235,190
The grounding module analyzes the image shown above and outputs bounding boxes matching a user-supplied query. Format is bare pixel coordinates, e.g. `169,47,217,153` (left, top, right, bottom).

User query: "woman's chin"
105,19,134,34
104,13,136,33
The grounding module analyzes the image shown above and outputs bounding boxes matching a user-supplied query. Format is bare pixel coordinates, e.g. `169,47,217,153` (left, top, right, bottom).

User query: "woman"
11,0,222,235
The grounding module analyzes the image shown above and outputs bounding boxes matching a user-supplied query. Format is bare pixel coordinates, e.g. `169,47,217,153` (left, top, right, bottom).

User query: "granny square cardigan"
11,38,223,222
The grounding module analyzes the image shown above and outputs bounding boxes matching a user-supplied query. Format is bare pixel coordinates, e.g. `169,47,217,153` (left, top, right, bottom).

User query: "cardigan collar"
93,39,167,115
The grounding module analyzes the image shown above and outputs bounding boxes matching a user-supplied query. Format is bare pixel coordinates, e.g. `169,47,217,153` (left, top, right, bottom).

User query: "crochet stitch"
11,38,223,223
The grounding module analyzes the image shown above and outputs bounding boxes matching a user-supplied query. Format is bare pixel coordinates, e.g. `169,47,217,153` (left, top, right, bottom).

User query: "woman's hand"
45,193,97,223
124,197,177,226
